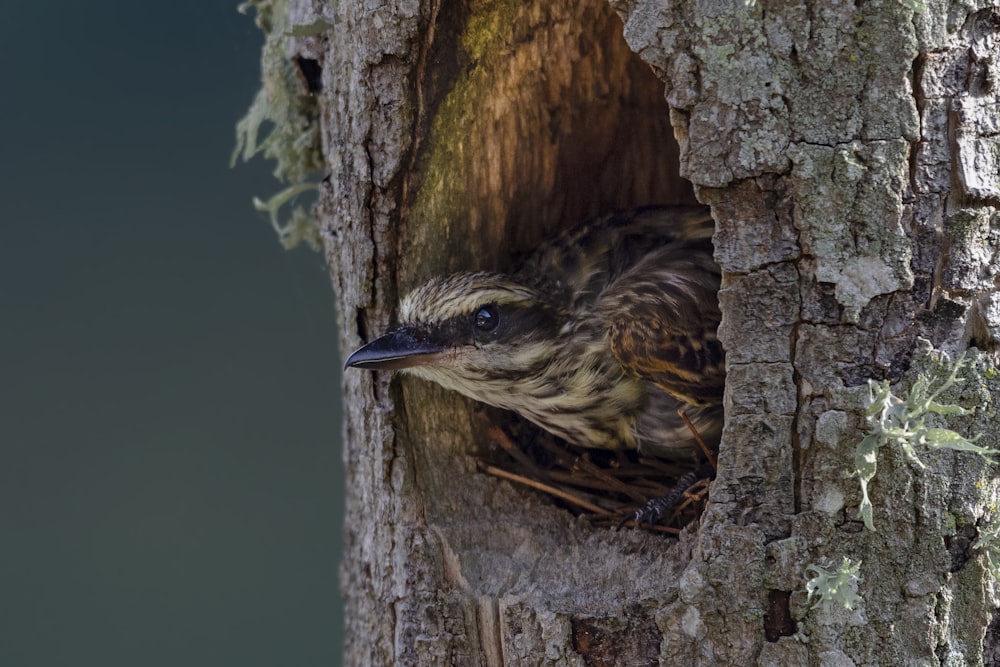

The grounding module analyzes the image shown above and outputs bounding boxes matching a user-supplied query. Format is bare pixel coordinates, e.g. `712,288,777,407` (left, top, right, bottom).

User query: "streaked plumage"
346,206,725,461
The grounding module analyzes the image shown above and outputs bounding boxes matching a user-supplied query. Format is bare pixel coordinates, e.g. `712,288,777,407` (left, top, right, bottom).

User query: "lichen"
854,349,996,531
804,557,863,613
974,517,1000,581
232,0,324,250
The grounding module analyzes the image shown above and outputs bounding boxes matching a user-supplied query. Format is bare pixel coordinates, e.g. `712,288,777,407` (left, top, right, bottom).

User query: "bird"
345,206,725,519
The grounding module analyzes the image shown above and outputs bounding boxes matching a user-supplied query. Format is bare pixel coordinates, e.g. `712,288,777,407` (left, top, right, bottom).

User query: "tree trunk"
279,0,1000,663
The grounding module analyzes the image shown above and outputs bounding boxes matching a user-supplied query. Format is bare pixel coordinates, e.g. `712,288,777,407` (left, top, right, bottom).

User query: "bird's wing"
599,241,725,408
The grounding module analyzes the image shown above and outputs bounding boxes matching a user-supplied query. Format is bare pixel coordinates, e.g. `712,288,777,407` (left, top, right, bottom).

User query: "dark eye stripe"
414,303,563,349
482,304,560,342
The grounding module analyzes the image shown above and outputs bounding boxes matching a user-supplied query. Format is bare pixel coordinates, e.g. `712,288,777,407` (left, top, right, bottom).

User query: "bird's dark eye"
473,304,499,333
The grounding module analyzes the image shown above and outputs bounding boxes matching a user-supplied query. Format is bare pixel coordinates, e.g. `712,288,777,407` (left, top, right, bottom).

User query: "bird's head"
344,272,565,401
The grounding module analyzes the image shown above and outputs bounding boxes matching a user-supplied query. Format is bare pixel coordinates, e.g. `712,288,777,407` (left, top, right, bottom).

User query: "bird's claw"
617,497,674,529
616,465,709,530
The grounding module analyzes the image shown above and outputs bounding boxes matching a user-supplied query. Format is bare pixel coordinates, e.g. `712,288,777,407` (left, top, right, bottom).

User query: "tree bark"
280,0,1000,663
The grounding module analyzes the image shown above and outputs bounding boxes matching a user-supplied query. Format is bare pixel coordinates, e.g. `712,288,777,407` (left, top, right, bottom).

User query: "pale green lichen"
805,557,863,613
854,352,995,531
232,0,324,250
974,517,1000,581
252,182,320,250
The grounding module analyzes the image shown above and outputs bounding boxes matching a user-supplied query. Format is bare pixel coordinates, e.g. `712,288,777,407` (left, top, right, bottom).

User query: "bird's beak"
344,327,445,371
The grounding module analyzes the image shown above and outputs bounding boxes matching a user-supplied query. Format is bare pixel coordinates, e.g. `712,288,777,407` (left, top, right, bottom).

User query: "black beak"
344,327,445,371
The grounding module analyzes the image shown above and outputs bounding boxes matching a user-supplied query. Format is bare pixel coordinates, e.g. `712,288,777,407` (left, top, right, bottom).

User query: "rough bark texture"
281,0,1000,663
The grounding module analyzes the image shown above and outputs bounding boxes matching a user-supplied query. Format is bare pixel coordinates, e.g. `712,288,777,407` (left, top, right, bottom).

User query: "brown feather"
597,219,724,407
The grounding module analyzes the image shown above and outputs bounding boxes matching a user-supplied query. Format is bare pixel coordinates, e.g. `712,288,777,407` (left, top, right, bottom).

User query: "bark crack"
789,262,804,519
398,0,441,223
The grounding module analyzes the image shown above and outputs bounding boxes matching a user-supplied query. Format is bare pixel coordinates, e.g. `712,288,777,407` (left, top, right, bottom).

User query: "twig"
479,464,612,515
678,408,717,470
484,423,545,479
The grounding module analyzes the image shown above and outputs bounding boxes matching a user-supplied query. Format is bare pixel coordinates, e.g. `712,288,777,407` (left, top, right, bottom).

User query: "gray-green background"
2,2,345,664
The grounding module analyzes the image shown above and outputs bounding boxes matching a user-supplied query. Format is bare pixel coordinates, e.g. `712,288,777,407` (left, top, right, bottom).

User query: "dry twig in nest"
476,413,711,535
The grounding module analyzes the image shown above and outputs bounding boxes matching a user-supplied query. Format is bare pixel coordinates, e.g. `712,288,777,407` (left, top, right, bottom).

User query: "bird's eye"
473,305,499,333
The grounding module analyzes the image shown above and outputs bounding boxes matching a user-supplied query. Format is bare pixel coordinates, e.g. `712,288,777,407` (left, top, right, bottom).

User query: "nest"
475,411,713,535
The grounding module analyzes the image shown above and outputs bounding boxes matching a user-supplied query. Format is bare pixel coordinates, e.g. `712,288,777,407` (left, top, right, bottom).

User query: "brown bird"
346,206,725,517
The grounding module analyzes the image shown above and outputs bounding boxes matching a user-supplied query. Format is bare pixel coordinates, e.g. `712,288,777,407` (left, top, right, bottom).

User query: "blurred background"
1,2,345,665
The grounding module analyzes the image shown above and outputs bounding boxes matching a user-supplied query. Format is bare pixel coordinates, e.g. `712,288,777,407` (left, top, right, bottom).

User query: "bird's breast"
489,338,646,450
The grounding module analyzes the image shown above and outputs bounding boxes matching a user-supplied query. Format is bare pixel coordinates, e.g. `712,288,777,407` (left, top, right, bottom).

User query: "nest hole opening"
400,0,714,536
